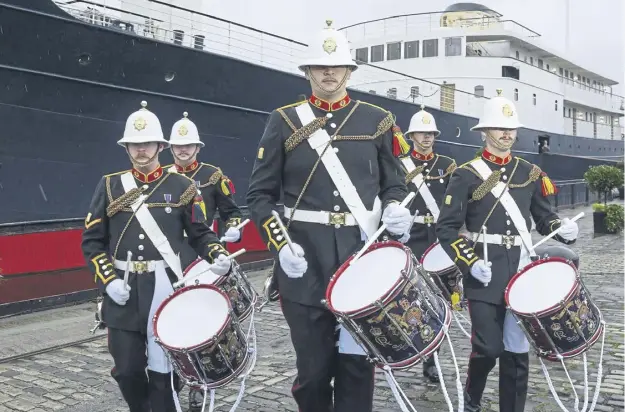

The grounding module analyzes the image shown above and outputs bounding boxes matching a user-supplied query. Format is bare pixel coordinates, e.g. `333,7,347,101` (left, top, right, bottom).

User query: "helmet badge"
178,124,188,136
133,117,147,131
422,115,432,125
502,104,514,117
323,38,337,54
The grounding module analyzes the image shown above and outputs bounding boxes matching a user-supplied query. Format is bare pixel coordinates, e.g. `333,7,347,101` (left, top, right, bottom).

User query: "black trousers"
108,328,180,412
281,299,375,412
466,300,529,412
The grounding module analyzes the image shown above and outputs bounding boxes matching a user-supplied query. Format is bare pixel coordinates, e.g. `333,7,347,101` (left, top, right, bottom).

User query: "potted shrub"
616,160,624,200
584,165,624,234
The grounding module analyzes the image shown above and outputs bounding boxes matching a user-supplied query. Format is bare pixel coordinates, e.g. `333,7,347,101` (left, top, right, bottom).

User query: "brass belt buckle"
501,235,515,249
329,212,346,226
132,261,149,274
424,215,435,224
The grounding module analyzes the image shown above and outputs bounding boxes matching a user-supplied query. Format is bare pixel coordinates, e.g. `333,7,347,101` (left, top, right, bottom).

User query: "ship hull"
0,0,620,313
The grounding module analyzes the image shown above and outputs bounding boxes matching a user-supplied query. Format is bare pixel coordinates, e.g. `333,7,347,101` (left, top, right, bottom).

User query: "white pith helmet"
169,112,204,147
117,101,169,147
471,89,523,130
298,19,358,72
406,105,441,137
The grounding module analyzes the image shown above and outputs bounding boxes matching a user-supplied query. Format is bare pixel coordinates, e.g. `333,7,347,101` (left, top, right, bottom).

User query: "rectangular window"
355,47,369,63
387,42,401,60
371,45,384,62
423,39,438,57
530,57,534,65
502,65,520,80
193,35,205,50
173,30,184,45
404,41,419,58
445,37,462,56
537,59,543,69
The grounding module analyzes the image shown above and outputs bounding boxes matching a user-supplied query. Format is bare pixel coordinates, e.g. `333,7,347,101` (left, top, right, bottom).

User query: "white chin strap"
485,130,516,151
126,146,159,167
171,145,199,163
307,67,349,95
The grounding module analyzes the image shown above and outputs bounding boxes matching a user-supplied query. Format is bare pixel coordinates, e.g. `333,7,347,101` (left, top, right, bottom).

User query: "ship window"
193,35,205,50
445,37,462,56
502,66,520,80
387,88,397,99
173,30,184,45
404,41,419,58
423,39,438,57
474,85,484,97
355,48,369,63
532,94,537,105
515,51,520,59
387,42,401,60
410,86,420,98
546,64,550,71
368,90,377,94
514,88,519,101
555,100,558,111
530,57,534,65
537,59,543,69
371,45,384,62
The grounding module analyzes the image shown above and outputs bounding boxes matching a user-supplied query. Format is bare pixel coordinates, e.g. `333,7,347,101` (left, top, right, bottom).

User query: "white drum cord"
538,320,606,412
228,308,258,412
382,365,419,412
452,309,471,340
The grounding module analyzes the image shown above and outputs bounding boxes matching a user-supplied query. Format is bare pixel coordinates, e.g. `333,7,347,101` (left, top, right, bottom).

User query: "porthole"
455,127,461,138
165,72,176,82
77,53,92,66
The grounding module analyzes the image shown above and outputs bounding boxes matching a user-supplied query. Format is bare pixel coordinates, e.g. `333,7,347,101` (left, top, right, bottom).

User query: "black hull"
0,1,622,224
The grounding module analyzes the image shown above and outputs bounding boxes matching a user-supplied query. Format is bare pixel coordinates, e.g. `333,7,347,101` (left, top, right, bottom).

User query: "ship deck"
0,203,623,412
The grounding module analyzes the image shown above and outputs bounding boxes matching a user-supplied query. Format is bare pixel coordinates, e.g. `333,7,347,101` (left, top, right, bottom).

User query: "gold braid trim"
284,116,329,153
425,160,457,180
472,169,503,201
509,164,542,189
106,177,113,203
277,108,297,132
405,165,426,184
198,168,223,188
106,187,143,217
332,112,395,142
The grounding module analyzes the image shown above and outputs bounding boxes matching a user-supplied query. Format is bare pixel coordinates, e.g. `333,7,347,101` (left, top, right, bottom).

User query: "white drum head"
184,260,221,286
330,246,407,313
422,243,454,272
507,260,577,314
156,287,230,348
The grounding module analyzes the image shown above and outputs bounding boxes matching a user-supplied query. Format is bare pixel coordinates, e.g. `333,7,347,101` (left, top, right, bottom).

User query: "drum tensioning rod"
374,300,423,357
507,308,544,357
532,312,563,360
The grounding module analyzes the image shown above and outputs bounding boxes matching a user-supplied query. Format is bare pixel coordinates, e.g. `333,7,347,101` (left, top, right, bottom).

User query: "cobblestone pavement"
0,204,622,412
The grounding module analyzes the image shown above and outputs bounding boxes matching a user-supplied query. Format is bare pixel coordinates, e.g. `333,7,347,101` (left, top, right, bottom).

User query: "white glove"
381,203,412,235
558,218,579,241
398,232,410,244
211,254,231,277
470,260,492,286
222,227,241,243
279,243,308,278
106,279,130,306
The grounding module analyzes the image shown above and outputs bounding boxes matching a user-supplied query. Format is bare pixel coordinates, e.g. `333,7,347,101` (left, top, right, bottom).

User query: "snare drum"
325,241,451,370
183,258,257,321
153,284,250,388
505,257,603,361
421,242,463,306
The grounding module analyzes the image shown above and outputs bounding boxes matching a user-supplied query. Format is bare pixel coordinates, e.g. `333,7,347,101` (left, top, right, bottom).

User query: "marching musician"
435,90,579,412
246,20,413,412
81,101,231,412
397,105,456,383
167,112,243,240
165,112,244,411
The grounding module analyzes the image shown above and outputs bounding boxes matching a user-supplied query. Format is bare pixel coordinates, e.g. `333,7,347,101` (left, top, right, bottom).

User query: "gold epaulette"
104,169,130,178
277,100,307,111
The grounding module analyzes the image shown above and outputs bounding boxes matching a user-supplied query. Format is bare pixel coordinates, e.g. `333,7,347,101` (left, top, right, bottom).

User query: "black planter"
593,211,618,235
619,186,624,200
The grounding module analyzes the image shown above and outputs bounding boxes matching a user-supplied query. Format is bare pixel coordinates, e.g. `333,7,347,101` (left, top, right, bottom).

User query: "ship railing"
550,179,613,211
339,12,541,41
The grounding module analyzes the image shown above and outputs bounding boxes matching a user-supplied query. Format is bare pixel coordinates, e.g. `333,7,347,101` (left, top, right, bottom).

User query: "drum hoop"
325,240,411,317
504,256,579,317
419,241,441,265
183,257,226,286
153,284,233,352
420,240,463,273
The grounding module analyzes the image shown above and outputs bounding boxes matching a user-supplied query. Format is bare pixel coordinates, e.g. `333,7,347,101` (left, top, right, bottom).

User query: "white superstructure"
54,1,624,141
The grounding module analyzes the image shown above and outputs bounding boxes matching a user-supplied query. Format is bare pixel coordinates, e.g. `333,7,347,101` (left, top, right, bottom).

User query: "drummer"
435,89,579,412
397,104,457,383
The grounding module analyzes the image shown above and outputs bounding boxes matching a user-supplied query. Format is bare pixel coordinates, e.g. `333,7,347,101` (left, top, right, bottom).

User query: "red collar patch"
308,94,351,111
175,160,199,173
132,166,163,183
412,150,435,161
482,149,512,166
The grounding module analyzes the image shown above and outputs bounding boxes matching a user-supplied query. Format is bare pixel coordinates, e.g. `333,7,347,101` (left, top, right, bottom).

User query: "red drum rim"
542,318,604,362
383,295,452,371
505,256,579,317
325,240,412,318
153,284,232,352
183,257,226,286
420,241,457,276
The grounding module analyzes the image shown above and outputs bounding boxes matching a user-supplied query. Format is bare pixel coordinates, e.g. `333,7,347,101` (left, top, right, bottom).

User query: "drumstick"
271,210,303,257
123,251,132,291
172,248,246,288
482,225,490,287
530,212,584,253
350,192,416,265
219,218,250,242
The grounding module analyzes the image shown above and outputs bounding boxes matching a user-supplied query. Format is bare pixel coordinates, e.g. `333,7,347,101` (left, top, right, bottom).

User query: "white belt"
284,206,358,227
413,215,437,224
113,259,169,274
471,233,522,248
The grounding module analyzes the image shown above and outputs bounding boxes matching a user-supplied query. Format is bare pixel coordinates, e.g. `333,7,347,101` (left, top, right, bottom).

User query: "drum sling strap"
400,156,440,220
120,172,184,412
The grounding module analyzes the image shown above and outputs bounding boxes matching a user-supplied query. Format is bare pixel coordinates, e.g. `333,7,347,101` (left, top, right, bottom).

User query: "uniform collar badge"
132,166,162,183
412,150,434,161
482,149,512,165
175,160,199,173
308,94,351,112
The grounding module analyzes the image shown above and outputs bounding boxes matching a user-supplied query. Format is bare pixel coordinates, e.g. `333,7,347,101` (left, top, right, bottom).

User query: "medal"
164,194,172,214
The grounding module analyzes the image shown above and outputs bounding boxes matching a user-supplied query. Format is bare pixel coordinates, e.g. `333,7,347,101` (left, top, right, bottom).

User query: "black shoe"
464,391,482,412
422,359,440,383
189,388,205,412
